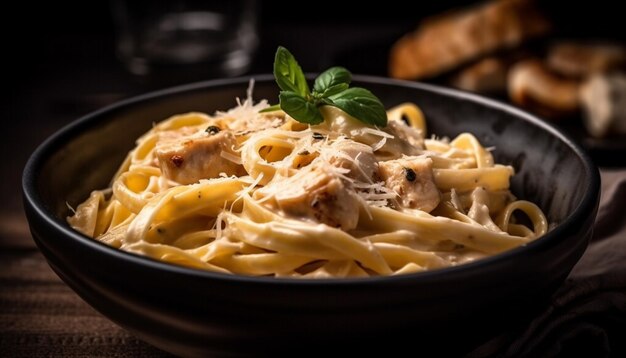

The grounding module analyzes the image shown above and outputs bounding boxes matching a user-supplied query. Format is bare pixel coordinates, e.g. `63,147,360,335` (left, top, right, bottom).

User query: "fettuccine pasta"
68,89,547,278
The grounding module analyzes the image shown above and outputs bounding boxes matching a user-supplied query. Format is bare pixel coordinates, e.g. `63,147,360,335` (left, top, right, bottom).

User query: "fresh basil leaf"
329,87,387,127
269,47,388,127
274,46,309,96
279,91,324,124
318,83,349,98
313,67,352,94
259,104,281,113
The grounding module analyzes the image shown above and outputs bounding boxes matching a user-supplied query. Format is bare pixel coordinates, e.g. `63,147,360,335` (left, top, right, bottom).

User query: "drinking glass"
112,0,258,77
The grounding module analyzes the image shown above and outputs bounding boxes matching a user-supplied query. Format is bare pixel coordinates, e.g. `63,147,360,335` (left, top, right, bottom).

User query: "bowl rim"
22,74,601,286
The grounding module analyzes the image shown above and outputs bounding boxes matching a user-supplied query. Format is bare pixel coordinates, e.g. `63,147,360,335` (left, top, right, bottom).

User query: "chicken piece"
328,140,378,182
379,156,440,212
255,165,360,230
156,130,244,184
385,120,425,150
508,59,580,119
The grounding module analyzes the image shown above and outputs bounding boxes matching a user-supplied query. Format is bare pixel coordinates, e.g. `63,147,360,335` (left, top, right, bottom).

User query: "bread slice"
389,0,550,80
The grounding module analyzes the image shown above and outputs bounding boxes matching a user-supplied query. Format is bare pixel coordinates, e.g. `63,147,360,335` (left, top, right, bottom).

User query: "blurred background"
2,1,626,355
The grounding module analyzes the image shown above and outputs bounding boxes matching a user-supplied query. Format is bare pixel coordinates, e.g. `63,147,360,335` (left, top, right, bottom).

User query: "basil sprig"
262,46,387,127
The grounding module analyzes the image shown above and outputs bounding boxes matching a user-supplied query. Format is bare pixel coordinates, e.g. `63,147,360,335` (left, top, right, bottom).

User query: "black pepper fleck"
205,125,221,135
171,155,184,167
404,167,417,182
401,114,411,126
298,150,310,156
312,132,324,140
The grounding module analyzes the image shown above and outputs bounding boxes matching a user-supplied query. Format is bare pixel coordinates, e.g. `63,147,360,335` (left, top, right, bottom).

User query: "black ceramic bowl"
23,76,600,356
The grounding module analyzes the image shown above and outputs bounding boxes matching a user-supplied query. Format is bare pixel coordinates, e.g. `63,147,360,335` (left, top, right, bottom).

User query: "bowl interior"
37,76,590,230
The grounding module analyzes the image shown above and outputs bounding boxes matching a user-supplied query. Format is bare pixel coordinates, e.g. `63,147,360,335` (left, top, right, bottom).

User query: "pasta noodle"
67,90,547,278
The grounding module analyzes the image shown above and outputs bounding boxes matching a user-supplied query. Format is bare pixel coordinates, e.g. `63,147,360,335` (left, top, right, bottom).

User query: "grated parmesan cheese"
220,150,243,165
